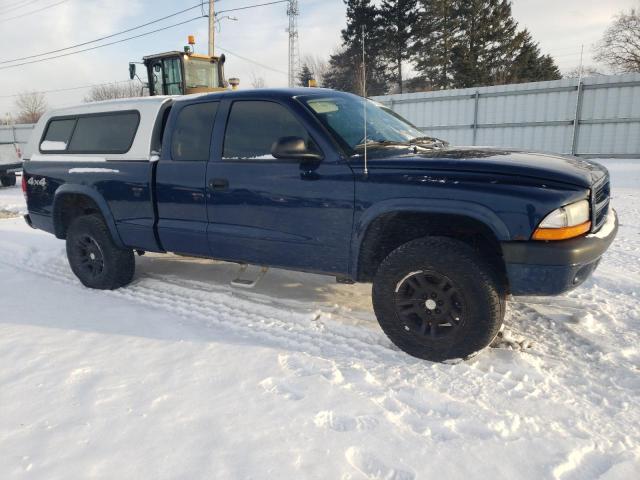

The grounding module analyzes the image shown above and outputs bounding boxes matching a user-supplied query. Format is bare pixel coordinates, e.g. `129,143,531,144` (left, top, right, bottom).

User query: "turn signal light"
532,220,591,241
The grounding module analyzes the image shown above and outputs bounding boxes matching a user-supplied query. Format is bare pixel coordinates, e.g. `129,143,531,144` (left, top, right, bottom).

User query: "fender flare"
350,198,511,277
52,184,124,248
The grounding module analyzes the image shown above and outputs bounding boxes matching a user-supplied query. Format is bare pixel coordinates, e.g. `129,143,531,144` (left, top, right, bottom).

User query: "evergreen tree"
506,30,562,83
412,0,458,89
449,0,520,88
380,0,419,93
297,64,315,87
323,0,390,95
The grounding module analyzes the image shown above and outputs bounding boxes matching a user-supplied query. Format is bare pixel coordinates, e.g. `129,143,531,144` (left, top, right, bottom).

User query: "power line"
218,45,288,75
0,0,68,23
0,0,285,66
0,0,41,15
0,2,206,65
217,0,289,15
0,16,203,71
0,0,37,10
0,79,133,99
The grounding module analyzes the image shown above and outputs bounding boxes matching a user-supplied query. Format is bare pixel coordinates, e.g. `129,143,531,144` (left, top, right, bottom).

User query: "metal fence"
373,73,640,158
0,123,33,146
3,74,640,159
0,123,34,163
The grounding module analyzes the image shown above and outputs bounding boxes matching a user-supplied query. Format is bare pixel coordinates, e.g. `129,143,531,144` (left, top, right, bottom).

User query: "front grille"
594,180,610,204
591,176,610,232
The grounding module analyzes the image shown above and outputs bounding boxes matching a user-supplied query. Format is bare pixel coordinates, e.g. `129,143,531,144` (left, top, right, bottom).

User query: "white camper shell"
23,96,174,162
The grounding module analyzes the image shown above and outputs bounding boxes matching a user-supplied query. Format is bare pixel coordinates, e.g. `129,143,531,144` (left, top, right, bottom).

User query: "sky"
0,0,637,117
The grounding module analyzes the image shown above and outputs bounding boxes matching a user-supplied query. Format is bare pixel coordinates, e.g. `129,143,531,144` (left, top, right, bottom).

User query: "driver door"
206,99,355,275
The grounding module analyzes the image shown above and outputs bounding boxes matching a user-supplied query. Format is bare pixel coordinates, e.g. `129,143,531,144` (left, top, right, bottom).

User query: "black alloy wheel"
394,270,466,339
72,234,105,280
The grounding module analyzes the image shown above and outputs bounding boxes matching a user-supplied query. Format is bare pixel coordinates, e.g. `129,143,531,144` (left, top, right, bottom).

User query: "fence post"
472,91,480,145
571,80,584,155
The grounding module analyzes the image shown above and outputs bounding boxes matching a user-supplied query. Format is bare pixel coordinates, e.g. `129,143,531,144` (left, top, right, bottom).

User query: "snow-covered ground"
0,160,638,479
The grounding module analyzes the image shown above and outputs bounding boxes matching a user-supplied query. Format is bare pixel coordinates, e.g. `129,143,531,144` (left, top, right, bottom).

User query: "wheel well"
356,212,506,283
53,194,102,239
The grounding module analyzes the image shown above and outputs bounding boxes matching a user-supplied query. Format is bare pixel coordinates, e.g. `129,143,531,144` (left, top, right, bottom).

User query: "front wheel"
66,214,135,290
372,236,505,362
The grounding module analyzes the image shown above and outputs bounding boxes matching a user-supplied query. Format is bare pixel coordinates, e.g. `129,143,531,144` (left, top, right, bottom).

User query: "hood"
361,146,608,188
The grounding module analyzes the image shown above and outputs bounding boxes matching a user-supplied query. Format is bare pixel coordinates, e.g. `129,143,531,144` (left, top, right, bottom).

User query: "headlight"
532,200,591,240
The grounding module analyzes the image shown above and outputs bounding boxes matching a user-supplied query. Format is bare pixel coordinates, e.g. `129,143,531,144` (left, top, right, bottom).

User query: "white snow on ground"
0,160,638,479
0,174,25,218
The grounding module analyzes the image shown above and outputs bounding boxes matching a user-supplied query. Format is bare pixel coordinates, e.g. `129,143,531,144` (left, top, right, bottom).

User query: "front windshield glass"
301,94,439,151
184,58,220,89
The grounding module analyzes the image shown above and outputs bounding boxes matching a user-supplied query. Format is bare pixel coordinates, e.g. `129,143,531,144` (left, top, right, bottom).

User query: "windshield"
301,94,442,152
184,57,220,89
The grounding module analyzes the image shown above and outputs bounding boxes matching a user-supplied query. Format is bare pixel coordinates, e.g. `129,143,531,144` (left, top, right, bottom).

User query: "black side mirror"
128,63,136,80
271,136,323,162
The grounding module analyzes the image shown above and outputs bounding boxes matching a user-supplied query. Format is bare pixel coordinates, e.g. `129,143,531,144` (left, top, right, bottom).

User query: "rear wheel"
372,236,505,362
66,214,135,290
1,174,16,187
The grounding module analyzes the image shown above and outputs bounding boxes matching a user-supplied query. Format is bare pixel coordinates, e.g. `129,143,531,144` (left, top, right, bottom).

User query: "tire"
0,174,16,187
66,214,135,290
372,236,505,362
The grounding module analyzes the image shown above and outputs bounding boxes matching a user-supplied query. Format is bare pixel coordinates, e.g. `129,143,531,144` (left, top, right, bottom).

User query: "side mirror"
271,136,323,162
128,63,136,80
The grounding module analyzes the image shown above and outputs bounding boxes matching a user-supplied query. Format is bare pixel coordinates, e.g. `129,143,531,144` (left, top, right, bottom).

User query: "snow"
39,141,67,151
68,168,120,174
0,159,639,479
0,174,25,218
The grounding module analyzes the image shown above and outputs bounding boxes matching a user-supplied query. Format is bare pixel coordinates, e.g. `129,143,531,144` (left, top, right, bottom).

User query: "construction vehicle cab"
130,50,228,96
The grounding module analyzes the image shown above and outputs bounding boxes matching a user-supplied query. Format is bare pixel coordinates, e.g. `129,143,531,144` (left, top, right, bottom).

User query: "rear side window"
68,112,139,153
171,102,218,161
223,101,312,160
40,118,76,151
40,111,140,154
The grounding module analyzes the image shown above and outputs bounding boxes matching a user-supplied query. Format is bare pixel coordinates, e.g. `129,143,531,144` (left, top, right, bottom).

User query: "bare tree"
249,71,266,89
14,91,47,124
594,9,640,73
301,54,328,86
1,113,14,125
84,82,143,102
563,65,604,78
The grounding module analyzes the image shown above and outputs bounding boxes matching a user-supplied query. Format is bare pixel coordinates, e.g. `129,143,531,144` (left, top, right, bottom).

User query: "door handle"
209,178,229,191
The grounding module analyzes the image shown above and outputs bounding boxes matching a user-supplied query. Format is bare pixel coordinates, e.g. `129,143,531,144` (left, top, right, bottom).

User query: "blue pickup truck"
22,88,618,361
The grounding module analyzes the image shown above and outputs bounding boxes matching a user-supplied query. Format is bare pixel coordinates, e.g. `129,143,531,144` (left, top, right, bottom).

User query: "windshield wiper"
355,139,410,148
411,136,449,147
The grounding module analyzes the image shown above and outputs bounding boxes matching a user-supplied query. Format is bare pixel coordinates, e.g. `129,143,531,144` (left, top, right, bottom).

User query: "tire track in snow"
1,243,638,465
0,250,556,444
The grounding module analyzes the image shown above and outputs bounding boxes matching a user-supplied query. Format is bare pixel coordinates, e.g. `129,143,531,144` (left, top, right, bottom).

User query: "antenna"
362,25,368,176
287,0,301,88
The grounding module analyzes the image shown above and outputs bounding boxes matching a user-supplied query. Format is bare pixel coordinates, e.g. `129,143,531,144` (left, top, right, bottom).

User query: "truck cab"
140,51,227,96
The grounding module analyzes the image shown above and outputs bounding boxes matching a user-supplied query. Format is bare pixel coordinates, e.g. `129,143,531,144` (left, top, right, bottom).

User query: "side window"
171,102,218,161
40,118,76,151
68,112,139,153
223,101,315,160
163,57,184,95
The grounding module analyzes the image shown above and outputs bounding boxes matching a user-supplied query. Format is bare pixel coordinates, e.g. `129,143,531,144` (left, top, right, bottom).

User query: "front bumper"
501,209,618,296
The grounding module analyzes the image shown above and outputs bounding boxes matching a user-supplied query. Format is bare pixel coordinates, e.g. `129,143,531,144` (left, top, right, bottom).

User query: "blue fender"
350,198,512,277
52,184,125,248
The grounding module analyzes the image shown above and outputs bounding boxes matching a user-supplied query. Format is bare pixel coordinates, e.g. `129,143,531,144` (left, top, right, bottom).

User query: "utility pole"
287,0,300,88
208,0,215,57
